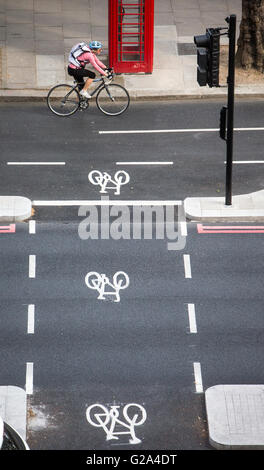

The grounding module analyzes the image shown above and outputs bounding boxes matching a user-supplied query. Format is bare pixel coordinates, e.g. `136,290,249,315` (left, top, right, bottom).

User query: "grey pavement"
0,0,258,100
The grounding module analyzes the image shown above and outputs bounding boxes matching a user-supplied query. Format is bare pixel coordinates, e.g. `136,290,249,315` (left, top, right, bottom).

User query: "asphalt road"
0,99,264,210
1,220,264,450
1,99,264,451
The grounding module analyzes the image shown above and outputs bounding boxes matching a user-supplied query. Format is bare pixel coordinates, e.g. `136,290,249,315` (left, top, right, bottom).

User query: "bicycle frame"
72,75,114,100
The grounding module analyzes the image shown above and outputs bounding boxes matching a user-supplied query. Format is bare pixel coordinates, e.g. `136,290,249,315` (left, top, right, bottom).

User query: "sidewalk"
0,0,263,100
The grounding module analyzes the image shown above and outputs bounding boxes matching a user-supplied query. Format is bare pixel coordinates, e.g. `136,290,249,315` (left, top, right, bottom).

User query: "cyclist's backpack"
69,42,91,67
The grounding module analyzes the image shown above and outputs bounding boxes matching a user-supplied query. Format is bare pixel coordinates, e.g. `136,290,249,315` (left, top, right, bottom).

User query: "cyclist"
68,40,110,99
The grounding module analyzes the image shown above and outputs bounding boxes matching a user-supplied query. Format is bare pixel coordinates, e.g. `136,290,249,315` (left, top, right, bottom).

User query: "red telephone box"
108,0,154,74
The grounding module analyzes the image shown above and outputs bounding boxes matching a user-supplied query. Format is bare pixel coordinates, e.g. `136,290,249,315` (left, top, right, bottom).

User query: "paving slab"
0,0,245,97
206,385,264,449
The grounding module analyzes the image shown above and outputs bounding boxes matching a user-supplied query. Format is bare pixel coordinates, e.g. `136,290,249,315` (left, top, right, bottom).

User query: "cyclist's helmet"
89,41,103,50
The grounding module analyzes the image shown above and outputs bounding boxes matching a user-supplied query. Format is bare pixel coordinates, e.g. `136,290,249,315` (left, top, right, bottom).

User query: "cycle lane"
12,221,208,450
184,225,264,392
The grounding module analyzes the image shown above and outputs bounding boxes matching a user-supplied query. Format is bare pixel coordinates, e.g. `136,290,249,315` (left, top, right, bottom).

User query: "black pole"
225,14,236,205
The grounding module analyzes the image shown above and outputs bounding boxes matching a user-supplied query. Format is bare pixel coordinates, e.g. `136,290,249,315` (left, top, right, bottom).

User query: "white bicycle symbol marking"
88,170,130,195
86,403,147,444
85,271,129,302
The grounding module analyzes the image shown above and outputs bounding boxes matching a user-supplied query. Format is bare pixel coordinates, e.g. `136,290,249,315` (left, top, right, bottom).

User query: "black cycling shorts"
68,66,96,85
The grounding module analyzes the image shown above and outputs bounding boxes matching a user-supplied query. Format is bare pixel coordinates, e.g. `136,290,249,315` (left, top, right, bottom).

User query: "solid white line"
116,162,174,165
231,161,264,164
33,200,182,206
27,305,35,334
180,221,187,237
26,362,33,395
29,255,36,278
29,220,36,234
193,362,203,393
100,128,219,134
183,254,192,278
7,162,65,165
188,304,197,334
99,127,264,135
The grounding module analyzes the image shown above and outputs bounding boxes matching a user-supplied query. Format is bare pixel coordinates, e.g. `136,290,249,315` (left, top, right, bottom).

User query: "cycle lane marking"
88,170,130,195
85,271,129,303
197,224,264,234
86,403,147,445
0,224,16,233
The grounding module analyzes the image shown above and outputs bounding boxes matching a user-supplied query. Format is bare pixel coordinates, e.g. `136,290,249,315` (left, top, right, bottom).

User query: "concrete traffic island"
0,386,27,440
206,385,264,449
0,196,32,222
184,189,264,222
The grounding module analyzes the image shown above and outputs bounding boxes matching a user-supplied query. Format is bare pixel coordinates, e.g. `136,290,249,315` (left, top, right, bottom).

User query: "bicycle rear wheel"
96,84,130,116
47,84,80,116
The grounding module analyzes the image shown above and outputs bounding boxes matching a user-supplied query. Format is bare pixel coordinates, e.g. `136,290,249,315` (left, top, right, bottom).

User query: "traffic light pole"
225,14,236,206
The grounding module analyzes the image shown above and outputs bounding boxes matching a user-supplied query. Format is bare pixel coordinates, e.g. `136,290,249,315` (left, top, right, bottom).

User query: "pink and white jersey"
69,51,106,75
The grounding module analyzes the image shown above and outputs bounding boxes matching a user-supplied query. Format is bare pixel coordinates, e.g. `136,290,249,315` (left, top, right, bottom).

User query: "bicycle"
47,71,130,117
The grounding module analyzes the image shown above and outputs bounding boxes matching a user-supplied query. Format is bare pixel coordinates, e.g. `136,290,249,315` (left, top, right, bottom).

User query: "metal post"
225,14,236,205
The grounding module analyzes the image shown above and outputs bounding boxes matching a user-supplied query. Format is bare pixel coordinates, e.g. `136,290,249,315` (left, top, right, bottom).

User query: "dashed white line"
180,221,187,237
183,254,192,278
7,162,65,165
193,362,203,393
26,362,34,395
116,162,174,165
29,255,36,278
188,304,197,333
27,305,35,334
29,220,36,234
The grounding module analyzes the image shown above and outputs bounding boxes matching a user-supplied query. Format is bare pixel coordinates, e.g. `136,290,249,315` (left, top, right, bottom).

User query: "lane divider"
29,221,36,234
183,254,192,278
29,255,36,278
25,362,33,395
27,305,35,334
188,304,197,334
193,362,203,393
99,127,264,135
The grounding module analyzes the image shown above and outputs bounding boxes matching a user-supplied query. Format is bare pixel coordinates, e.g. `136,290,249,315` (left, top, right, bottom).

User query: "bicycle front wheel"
47,84,80,116
96,84,130,116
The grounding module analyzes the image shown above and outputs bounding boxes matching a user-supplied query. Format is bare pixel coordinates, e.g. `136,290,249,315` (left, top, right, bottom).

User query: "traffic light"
194,28,220,87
